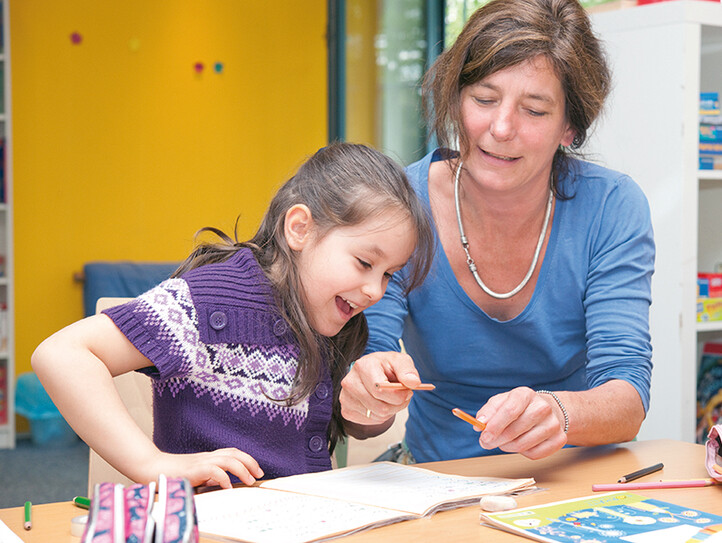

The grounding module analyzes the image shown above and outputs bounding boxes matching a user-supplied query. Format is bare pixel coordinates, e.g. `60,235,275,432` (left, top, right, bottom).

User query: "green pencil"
73,495,91,509
23,501,32,530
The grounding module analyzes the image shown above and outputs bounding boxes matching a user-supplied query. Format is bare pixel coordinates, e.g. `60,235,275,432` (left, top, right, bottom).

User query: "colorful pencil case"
153,475,199,543
82,476,197,543
82,482,125,543
706,424,722,482
125,482,156,543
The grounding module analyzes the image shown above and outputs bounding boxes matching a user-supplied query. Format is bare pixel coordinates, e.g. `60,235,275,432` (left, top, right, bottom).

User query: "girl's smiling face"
286,205,416,337
459,55,575,195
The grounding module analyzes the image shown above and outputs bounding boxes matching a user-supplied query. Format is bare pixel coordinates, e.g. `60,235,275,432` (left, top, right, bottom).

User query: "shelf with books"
589,1,722,443
0,0,12,449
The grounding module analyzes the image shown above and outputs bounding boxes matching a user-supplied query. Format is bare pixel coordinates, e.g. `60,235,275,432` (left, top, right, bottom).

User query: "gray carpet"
0,434,89,508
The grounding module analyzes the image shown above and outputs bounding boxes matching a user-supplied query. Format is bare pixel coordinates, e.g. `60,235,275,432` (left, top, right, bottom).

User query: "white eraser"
480,495,517,512
70,514,88,537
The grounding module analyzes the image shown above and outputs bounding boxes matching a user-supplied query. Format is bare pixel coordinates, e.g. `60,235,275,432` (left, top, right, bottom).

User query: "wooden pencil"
592,479,717,491
376,382,435,391
452,408,486,430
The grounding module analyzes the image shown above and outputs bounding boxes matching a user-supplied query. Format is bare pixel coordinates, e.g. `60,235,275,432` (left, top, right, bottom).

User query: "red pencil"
452,408,486,430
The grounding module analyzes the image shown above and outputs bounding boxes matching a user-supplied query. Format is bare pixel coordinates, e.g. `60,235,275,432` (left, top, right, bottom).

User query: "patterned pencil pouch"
125,482,156,543
82,482,125,543
82,476,197,543
705,424,722,482
153,475,199,543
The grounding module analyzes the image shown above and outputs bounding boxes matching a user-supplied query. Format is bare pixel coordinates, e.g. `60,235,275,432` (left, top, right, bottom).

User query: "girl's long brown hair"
172,142,434,451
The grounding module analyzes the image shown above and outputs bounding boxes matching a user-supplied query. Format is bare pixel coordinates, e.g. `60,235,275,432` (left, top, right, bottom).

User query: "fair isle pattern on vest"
133,278,310,429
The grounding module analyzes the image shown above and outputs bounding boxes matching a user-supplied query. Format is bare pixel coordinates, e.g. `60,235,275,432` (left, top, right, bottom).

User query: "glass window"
334,0,506,164
333,0,441,166
444,0,488,47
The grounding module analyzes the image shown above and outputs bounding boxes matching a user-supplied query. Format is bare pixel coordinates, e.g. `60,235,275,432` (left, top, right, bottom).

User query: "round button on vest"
273,319,288,336
308,435,324,452
315,383,329,399
209,310,228,331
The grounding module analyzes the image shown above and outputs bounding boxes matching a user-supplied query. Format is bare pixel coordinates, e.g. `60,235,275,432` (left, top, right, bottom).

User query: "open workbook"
193,461,536,543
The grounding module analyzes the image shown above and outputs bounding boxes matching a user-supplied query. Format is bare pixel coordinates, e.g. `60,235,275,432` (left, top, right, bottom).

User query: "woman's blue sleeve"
584,176,655,412
363,268,411,355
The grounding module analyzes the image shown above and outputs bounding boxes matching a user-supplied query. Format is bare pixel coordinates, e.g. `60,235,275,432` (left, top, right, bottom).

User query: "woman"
340,0,654,463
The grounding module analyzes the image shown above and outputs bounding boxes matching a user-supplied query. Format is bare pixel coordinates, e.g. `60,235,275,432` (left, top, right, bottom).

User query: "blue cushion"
82,261,179,317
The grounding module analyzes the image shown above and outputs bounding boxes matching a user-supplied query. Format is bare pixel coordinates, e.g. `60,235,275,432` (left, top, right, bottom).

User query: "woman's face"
459,55,575,194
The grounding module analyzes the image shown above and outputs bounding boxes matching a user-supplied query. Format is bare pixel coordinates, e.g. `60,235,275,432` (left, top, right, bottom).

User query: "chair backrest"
336,408,408,467
87,297,153,495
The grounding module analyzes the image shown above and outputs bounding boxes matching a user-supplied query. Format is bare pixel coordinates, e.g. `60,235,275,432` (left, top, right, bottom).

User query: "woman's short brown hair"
424,0,610,160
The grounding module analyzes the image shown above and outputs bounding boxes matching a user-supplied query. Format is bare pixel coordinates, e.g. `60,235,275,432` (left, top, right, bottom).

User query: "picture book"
480,491,722,543
193,461,535,543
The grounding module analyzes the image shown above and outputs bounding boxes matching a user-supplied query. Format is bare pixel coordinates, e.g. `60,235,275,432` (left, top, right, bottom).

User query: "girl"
32,142,434,489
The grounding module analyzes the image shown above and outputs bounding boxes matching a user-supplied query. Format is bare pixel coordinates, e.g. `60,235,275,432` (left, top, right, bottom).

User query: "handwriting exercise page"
194,487,410,543
261,462,532,516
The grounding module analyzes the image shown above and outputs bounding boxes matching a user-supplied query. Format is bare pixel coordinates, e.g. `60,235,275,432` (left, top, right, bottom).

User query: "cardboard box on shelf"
699,273,722,298
701,92,721,116
700,155,722,170
698,297,722,322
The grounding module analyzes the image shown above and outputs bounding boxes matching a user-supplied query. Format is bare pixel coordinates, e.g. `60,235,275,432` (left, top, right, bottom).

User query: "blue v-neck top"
364,149,655,463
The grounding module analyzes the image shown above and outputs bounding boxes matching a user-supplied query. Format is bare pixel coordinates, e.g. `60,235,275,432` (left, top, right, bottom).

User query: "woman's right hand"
340,350,422,434
146,448,264,489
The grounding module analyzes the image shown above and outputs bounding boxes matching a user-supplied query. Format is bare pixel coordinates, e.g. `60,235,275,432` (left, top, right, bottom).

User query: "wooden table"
1,439,719,542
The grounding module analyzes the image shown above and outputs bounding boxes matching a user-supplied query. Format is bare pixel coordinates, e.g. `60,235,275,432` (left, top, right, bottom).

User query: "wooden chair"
335,408,408,468
87,297,152,494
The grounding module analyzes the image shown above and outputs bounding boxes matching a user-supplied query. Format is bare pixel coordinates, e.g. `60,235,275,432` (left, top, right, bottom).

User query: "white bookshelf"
0,0,13,449
589,1,722,443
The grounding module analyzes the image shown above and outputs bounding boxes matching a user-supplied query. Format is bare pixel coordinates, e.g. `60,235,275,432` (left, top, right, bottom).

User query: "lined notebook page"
261,462,534,516
194,487,410,543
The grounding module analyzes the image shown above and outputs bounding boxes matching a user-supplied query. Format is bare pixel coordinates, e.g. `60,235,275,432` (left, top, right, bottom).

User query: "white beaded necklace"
454,160,553,300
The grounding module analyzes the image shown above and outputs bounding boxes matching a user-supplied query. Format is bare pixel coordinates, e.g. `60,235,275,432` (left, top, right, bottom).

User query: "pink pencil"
592,479,717,491
375,382,435,391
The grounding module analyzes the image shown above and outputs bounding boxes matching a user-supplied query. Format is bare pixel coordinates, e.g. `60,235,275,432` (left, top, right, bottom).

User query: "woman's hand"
473,380,644,460
474,387,568,460
144,448,264,489
340,351,422,438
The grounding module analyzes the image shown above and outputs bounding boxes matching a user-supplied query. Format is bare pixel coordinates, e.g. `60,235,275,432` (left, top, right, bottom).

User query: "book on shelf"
699,92,722,170
699,155,722,170
480,491,722,542
193,461,535,543
0,360,6,425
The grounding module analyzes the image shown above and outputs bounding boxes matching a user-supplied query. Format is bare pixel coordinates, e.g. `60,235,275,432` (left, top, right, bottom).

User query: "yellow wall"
10,1,327,382
346,0,378,147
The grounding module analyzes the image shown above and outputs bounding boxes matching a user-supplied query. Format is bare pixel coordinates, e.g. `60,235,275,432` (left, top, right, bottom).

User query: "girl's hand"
340,350,421,428
146,448,264,489
475,386,568,460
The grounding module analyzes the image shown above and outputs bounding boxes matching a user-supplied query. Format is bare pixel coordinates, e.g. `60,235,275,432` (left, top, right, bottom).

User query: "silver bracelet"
537,390,569,433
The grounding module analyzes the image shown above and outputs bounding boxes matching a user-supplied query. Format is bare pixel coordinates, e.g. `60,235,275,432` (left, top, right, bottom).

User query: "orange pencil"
452,408,486,430
375,382,435,391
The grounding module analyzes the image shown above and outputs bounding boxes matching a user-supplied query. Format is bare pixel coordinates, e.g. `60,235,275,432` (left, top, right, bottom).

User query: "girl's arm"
31,314,263,488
